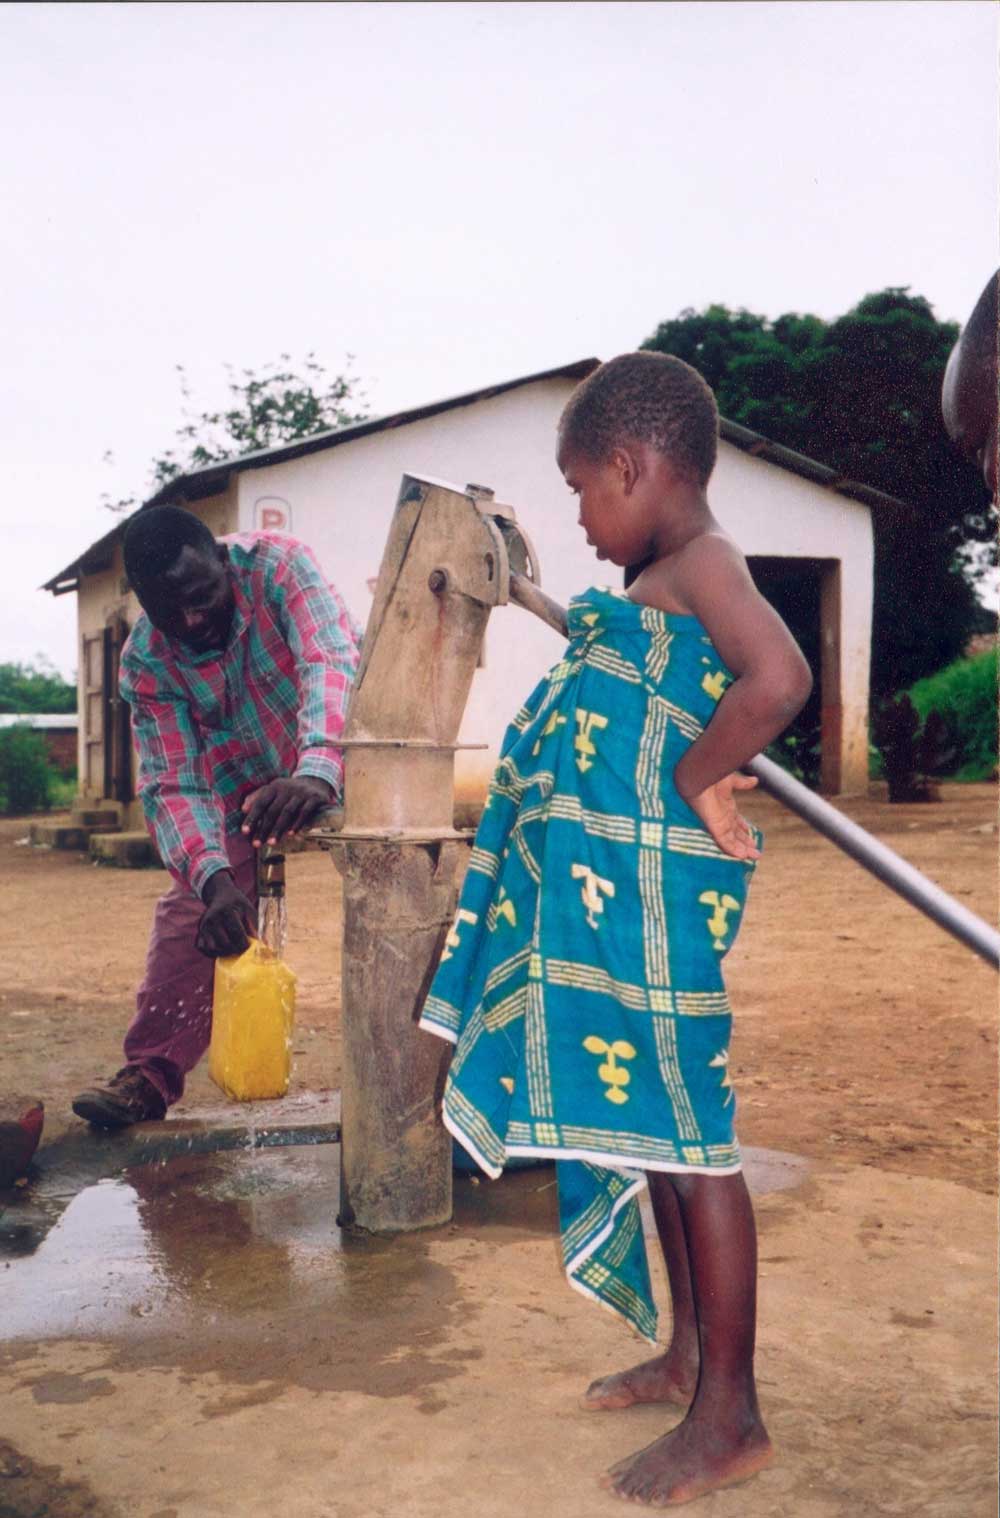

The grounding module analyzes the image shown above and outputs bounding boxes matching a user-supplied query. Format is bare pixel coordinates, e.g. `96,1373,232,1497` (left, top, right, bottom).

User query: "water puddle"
2,1144,477,1397
1,1141,807,1351
2,1146,346,1341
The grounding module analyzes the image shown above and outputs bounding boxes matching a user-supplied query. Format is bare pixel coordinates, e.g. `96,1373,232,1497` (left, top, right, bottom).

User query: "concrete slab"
0,1091,343,1254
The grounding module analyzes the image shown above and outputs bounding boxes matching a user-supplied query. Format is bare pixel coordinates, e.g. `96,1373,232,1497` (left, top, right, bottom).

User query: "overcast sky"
3,0,996,678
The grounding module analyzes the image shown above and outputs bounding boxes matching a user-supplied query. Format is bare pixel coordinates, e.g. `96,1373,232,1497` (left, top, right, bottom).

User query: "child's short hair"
559,352,719,486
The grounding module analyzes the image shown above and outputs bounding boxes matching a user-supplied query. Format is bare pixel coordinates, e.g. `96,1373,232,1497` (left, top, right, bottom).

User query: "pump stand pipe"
508,572,1000,970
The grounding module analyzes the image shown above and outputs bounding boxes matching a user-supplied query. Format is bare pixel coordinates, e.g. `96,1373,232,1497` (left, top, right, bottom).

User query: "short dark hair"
559,352,719,486
123,506,219,588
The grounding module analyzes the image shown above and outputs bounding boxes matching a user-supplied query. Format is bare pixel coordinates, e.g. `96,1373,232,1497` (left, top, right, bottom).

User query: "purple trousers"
123,831,258,1107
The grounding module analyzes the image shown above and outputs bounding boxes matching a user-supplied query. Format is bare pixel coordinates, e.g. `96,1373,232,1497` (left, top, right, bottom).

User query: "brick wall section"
41,728,77,775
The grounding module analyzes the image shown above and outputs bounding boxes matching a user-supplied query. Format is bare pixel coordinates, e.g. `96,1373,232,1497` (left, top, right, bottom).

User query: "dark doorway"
101,618,133,804
747,557,824,788
624,553,844,791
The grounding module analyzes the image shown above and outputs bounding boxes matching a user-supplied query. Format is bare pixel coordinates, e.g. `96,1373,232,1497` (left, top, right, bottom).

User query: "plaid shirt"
120,532,360,896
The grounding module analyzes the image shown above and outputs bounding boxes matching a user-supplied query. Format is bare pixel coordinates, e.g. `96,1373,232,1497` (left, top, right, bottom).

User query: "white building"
45,359,901,818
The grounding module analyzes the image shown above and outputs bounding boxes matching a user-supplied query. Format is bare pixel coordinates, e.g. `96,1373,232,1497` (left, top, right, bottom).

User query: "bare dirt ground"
0,785,997,1518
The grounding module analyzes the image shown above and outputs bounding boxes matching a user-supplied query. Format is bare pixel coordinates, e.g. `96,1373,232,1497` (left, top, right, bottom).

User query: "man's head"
557,352,719,566
123,506,235,653
942,270,999,498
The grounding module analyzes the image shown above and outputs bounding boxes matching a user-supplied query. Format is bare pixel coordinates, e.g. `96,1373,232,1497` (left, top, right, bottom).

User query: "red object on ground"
0,1098,44,1187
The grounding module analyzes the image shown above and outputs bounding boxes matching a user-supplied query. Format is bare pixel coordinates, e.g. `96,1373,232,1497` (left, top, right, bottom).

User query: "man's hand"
681,772,761,861
197,870,257,958
240,775,334,847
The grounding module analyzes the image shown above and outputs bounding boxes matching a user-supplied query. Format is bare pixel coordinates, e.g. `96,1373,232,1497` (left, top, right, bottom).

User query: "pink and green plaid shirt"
120,532,360,896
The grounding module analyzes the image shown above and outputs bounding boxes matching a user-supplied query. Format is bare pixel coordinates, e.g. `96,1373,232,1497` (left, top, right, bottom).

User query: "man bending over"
73,505,359,1128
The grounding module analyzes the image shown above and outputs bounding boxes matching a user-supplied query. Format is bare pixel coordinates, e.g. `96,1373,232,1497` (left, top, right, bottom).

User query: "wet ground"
2,1131,996,1518
2,1140,807,1343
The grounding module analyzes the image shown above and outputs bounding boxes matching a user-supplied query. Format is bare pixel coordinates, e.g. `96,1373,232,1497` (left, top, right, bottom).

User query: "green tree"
0,658,77,714
642,291,996,698
103,353,370,514
0,726,53,814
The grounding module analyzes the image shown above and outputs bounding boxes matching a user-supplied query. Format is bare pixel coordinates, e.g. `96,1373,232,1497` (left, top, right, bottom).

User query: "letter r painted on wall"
254,497,292,533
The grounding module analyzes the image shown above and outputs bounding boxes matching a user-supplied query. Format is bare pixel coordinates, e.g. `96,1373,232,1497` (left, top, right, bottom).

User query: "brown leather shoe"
72,1068,167,1129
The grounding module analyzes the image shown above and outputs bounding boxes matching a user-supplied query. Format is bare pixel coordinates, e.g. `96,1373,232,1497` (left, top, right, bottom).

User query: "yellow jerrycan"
209,939,297,1101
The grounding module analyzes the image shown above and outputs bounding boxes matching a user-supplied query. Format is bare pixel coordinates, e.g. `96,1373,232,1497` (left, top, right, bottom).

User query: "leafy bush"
872,696,954,802
49,771,79,810
766,725,822,788
907,648,998,781
0,726,53,814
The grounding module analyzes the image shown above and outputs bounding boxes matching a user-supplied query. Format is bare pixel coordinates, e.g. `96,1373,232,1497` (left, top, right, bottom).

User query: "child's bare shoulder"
634,533,752,617
677,531,748,574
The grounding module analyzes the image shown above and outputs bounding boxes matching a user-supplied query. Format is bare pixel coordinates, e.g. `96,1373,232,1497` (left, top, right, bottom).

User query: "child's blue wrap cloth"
420,587,761,1341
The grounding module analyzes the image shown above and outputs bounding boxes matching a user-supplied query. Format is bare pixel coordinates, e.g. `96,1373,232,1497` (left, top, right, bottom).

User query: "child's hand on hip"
684,773,761,860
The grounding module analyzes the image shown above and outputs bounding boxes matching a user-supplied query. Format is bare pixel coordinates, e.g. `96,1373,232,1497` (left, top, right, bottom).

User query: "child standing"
419,352,812,1506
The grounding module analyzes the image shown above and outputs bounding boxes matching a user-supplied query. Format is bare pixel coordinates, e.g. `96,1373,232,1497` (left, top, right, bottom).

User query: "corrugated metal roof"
716,418,910,513
42,356,911,594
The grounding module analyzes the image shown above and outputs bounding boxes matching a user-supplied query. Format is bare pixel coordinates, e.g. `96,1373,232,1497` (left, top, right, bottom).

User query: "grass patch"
907,649,997,781
48,774,79,809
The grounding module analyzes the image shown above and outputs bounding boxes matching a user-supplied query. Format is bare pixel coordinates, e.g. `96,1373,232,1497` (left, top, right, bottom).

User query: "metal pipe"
746,753,999,967
508,573,999,970
508,573,571,638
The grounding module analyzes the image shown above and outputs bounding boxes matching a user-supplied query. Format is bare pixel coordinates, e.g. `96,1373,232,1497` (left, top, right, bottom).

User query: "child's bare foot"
599,1414,773,1506
581,1350,698,1411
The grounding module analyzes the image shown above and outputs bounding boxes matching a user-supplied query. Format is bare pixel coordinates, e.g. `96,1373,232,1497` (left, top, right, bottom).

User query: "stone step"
30,822,94,851
71,809,120,829
30,817,121,850
89,831,162,869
